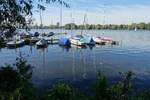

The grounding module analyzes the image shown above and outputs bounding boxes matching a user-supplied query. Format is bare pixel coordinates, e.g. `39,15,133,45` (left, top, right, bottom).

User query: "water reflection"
59,46,71,52
0,30,150,91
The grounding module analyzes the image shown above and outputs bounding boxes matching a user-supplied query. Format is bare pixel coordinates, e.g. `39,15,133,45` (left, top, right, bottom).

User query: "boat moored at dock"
59,37,71,46
93,37,106,45
6,35,25,48
70,35,86,46
93,36,117,45
36,39,48,48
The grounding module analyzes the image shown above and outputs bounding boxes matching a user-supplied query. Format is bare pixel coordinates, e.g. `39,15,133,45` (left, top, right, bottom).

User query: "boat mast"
60,0,63,34
40,9,43,28
81,13,87,35
70,12,73,33
102,4,106,35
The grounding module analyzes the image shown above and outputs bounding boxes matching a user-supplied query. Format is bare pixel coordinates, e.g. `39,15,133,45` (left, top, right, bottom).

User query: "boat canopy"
59,38,70,46
48,32,54,36
73,35,84,40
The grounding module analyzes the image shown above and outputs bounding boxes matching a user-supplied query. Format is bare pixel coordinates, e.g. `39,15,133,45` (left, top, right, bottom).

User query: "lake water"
0,29,150,93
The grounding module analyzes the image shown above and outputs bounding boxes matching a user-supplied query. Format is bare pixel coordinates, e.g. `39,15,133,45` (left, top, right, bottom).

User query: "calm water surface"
0,29,150,92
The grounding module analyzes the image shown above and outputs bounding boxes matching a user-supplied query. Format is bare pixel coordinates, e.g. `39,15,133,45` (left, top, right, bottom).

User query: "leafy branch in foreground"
0,0,69,38
46,81,74,100
0,55,36,100
110,71,134,100
0,66,22,100
95,72,110,100
45,81,89,100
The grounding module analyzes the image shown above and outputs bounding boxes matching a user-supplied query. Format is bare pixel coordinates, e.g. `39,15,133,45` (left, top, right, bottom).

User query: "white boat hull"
93,37,106,45
7,39,25,47
70,38,85,46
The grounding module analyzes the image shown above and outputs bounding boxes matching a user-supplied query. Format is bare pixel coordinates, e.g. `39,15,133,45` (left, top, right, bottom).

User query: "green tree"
146,23,150,30
45,81,90,100
16,56,33,81
0,0,32,37
0,0,69,37
110,72,134,100
0,55,36,100
0,65,22,100
137,23,146,29
15,55,36,100
136,90,150,100
46,81,74,100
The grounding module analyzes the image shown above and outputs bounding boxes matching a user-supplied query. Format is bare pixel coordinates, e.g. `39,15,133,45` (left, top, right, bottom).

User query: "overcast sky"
32,0,150,25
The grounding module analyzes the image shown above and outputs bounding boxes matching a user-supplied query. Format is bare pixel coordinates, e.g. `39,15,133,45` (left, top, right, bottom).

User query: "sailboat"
58,6,71,47
70,13,95,46
70,35,86,46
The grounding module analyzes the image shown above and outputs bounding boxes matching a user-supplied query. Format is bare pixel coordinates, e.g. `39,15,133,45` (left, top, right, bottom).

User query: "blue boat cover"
59,38,70,46
34,32,39,37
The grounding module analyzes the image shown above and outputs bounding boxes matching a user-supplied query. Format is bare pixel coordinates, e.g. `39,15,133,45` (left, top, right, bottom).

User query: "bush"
0,66,22,100
0,55,36,100
95,72,110,100
46,81,74,100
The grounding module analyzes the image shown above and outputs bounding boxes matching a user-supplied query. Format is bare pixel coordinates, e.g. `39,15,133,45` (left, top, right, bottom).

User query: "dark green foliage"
110,72,134,100
0,0,32,37
95,72,110,100
16,55,33,81
0,37,4,44
35,22,150,30
18,82,37,100
0,37,5,48
65,23,77,30
0,55,36,100
45,81,90,100
38,0,69,8
136,90,150,100
0,0,69,38
0,65,21,95
46,81,74,100
15,55,36,100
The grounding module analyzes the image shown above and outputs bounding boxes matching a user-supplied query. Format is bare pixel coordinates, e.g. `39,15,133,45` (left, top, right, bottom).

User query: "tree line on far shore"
31,22,150,30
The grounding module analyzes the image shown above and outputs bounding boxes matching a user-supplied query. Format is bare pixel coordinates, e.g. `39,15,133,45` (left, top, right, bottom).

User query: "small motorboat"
40,36,57,44
47,32,55,37
29,37,40,44
7,35,25,48
101,37,113,44
7,39,25,47
34,32,40,37
93,37,106,45
36,39,48,47
70,35,95,46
